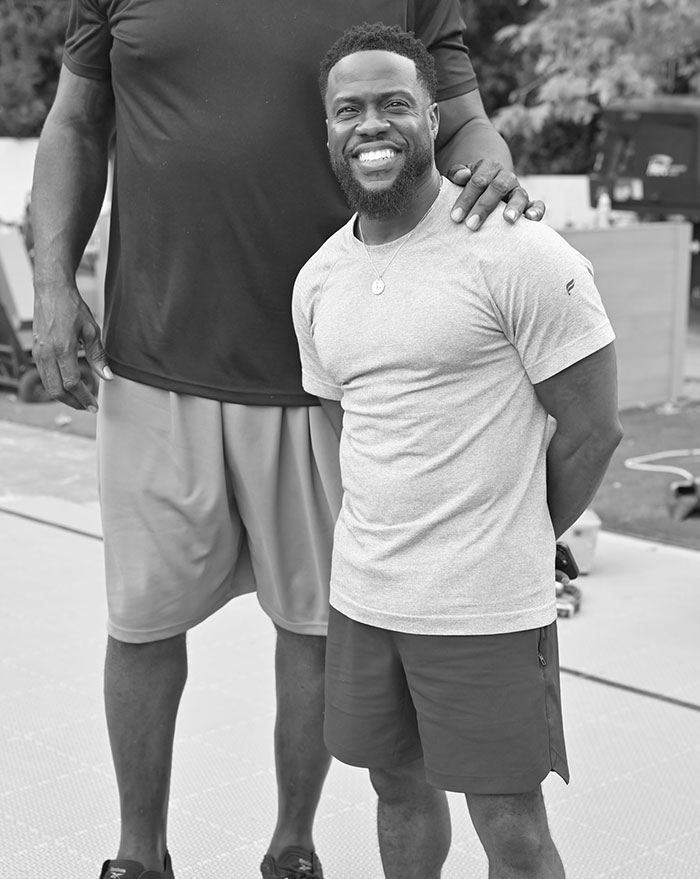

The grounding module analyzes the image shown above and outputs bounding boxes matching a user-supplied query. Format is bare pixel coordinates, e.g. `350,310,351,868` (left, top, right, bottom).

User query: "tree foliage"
460,0,542,116
0,0,70,137
494,0,700,138
462,0,700,173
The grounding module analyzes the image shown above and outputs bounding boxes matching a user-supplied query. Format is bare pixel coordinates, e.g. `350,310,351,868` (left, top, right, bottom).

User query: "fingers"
448,161,548,230
82,324,113,382
449,161,517,227
445,163,472,186
500,186,534,224
33,340,87,411
524,199,546,222
57,350,99,412
32,321,108,413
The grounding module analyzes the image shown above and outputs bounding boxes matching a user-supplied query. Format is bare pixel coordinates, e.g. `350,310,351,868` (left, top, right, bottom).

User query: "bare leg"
466,787,565,879
267,626,331,856
104,633,187,871
369,758,451,879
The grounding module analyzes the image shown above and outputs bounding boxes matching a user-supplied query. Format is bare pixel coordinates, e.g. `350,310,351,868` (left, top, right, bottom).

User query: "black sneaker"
260,847,324,879
99,852,174,879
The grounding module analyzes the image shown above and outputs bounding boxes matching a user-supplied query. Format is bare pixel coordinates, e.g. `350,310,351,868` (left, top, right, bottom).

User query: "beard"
330,141,434,219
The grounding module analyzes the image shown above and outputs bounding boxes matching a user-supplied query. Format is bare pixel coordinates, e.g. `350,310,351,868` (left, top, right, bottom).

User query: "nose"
356,107,390,136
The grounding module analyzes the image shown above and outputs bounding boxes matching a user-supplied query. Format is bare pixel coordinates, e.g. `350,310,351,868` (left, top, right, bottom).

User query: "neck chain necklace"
358,179,443,296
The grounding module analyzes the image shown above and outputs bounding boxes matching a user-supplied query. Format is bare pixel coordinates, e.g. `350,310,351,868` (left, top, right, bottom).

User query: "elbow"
609,416,624,450
596,417,624,460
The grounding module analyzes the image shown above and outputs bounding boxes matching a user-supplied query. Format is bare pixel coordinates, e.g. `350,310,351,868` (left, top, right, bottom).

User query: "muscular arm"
534,343,623,538
435,89,512,172
435,90,544,227
31,65,115,410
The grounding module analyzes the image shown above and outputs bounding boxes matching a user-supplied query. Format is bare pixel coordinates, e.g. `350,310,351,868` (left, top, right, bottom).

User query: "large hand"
32,285,112,411
446,160,546,230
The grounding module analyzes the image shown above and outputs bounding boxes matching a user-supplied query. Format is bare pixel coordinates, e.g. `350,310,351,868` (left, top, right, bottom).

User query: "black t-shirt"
64,0,477,404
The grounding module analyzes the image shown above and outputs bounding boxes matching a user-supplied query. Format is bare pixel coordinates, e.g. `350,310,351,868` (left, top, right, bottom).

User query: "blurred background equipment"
589,97,700,220
624,448,700,521
589,96,700,313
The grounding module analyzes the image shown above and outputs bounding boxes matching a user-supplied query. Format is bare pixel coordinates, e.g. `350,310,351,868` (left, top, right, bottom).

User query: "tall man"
31,3,544,878
292,23,623,879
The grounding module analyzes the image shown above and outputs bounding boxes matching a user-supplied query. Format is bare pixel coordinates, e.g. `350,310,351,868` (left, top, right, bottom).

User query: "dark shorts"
324,608,570,795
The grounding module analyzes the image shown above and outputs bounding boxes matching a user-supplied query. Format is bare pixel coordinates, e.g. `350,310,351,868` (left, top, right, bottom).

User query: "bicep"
534,343,619,437
435,89,487,148
46,65,115,133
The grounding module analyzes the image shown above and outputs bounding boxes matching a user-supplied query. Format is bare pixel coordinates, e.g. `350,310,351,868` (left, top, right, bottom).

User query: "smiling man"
292,24,623,879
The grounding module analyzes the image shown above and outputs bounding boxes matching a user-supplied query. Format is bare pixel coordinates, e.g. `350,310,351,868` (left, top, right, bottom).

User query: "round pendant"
371,278,385,296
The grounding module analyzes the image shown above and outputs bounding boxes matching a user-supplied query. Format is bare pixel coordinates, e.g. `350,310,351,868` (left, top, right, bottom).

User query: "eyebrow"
330,88,417,107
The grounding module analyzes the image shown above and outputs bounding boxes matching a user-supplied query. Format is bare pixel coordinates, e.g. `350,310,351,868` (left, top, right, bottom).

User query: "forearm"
546,428,621,538
32,117,111,297
435,116,513,176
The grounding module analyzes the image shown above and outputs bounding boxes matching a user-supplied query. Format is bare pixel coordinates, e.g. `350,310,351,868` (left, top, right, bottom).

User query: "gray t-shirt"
292,180,615,636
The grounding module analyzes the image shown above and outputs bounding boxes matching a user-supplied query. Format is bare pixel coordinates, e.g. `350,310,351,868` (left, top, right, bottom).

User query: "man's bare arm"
435,90,545,229
534,343,623,538
31,65,115,411
319,398,344,440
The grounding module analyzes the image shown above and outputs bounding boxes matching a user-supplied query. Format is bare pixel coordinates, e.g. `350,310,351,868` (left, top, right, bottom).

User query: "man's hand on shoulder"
446,161,546,231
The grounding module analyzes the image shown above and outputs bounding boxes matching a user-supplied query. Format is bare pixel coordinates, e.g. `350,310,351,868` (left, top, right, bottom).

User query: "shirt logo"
565,278,575,295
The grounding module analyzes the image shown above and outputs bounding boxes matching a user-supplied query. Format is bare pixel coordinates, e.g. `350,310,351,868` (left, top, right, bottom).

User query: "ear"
429,103,439,140
326,118,330,149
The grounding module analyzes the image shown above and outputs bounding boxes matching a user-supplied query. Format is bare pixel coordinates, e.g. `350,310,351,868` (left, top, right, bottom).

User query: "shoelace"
283,862,322,879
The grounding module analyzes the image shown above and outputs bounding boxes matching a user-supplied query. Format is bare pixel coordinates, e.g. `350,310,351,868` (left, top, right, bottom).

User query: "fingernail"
505,209,517,222
525,209,538,219
466,215,480,231
451,208,465,223
87,404,98,414
103,366,114,379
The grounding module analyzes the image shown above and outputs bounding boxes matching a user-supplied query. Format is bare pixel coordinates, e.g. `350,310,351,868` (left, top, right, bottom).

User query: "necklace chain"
358,179,443,296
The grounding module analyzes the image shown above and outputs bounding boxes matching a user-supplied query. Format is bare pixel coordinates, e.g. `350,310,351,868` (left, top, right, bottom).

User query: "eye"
335,105,358,118
385,100,409,110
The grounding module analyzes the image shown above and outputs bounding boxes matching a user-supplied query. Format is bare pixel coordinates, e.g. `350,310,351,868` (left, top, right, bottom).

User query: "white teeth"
358,149,395,163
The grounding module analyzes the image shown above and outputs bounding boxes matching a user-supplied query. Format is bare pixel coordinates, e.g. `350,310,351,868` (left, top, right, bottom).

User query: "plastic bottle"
596,190,612,228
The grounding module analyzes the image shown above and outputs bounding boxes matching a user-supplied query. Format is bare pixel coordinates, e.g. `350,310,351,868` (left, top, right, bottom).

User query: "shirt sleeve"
411,0,478,101
63,0,112,81
484,223,616,385
292,272,344,402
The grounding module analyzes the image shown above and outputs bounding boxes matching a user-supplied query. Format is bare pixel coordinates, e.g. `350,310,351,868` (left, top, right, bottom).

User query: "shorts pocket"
537,626,548,669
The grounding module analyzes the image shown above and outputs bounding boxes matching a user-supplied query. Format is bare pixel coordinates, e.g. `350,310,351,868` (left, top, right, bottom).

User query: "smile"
357,148,398,164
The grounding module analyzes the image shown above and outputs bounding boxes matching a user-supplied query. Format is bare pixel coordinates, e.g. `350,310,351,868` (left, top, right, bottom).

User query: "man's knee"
105,633,188,677
491,825,547,872
275,625,327,673
369,759,428,805
467,787,553,868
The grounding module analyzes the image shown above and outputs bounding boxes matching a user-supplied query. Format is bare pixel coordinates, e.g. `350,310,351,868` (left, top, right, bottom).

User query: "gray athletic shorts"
97,376,342,643
325,608,570,795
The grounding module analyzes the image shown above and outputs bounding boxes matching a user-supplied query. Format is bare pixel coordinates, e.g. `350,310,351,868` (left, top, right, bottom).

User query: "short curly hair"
319,22,437,104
